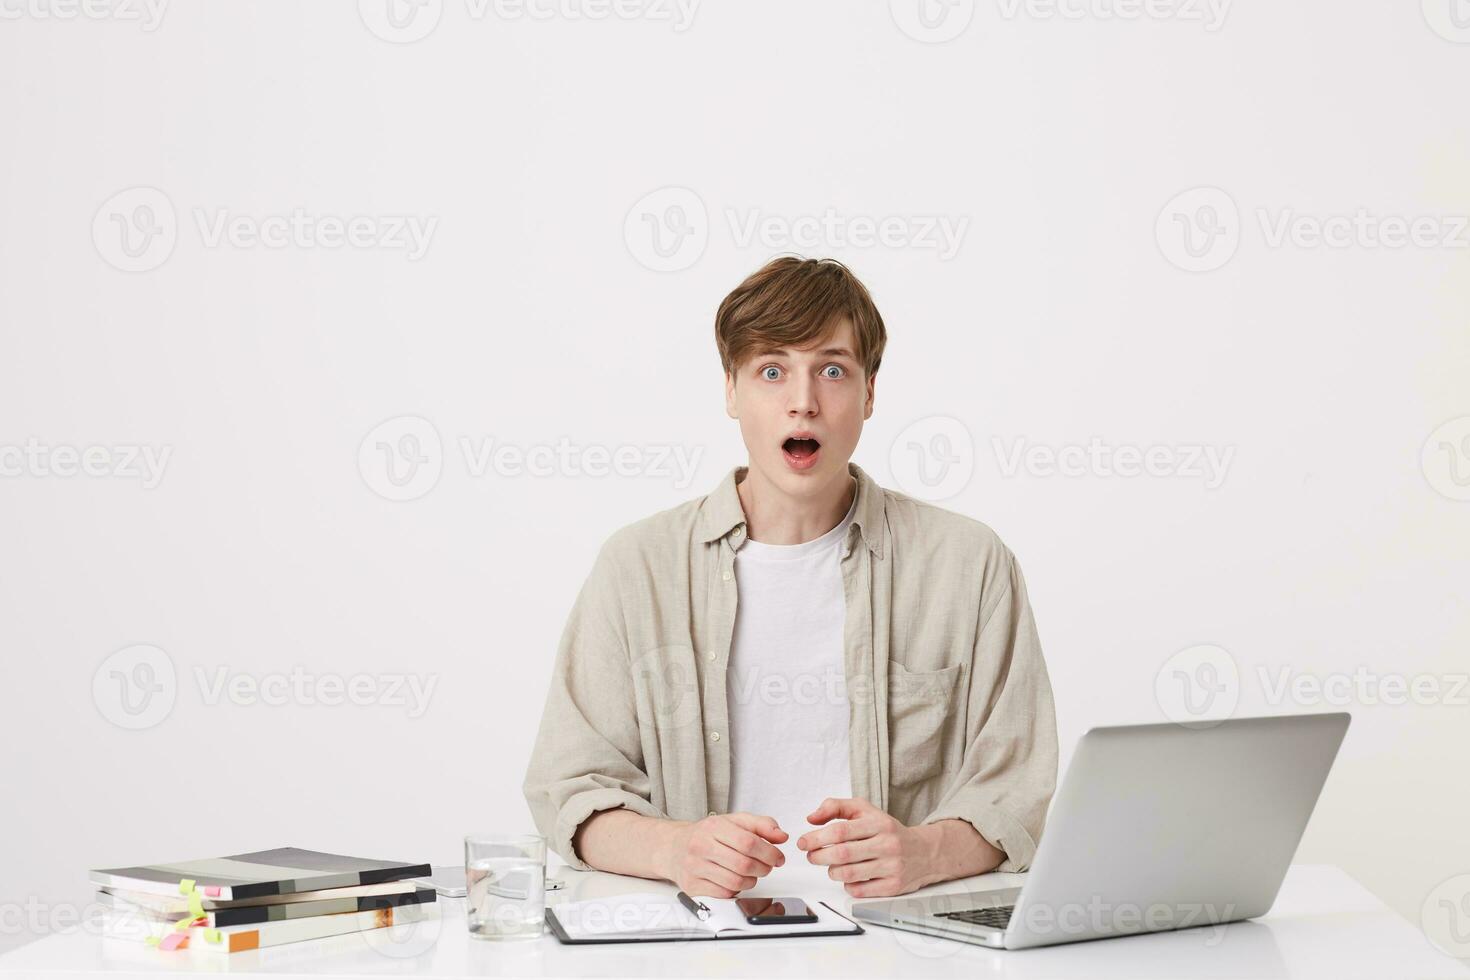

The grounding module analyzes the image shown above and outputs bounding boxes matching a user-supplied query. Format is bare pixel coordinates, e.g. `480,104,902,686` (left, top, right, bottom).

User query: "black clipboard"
545,900,864,945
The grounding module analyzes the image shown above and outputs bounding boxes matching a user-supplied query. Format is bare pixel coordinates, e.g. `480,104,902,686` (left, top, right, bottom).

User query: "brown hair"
715,257,887,379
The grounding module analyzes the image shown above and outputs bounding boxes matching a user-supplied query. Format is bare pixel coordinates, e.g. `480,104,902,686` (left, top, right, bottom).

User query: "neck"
736,466,856,545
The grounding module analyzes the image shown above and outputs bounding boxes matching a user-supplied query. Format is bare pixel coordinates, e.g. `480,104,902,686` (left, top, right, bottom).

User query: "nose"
787,373,818,417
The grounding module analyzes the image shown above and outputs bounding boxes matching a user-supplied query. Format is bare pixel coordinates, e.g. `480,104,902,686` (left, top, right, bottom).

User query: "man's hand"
659,812,788,898
797,797,942,898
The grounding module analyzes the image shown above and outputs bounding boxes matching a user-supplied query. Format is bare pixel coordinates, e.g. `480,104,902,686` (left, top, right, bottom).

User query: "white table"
2,864,1465,978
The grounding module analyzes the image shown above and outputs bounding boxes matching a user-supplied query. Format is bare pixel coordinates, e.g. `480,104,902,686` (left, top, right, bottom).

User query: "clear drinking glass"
464,834,546,940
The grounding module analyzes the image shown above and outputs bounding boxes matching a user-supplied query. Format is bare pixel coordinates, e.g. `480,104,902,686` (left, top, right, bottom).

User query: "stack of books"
90,847,436,953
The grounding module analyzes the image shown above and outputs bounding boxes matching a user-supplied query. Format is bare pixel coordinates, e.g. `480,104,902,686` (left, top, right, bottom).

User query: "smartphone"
734,896,818,925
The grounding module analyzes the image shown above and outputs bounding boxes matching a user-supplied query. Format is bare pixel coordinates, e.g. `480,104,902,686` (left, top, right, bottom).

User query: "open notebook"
547,891,863,945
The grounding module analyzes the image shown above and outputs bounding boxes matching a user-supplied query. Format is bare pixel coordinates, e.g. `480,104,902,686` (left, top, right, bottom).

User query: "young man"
524,257,1057,899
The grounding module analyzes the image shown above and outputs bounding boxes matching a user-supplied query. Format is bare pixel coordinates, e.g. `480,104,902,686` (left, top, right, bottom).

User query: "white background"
2,0,1468,960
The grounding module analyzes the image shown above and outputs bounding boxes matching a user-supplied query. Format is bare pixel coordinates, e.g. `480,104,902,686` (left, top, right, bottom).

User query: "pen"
676,890,712,921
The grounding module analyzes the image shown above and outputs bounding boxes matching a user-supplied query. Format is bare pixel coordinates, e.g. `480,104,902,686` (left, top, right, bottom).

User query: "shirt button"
709,731,721,742
707,810,717,817
722,569,732,581
707,651,716,662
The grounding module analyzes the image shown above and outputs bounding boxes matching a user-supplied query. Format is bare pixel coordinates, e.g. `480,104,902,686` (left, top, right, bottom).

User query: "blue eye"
761,365,782,381
821,364,845,379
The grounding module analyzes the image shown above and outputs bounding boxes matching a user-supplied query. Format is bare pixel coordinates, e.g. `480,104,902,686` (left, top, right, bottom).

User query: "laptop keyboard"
935,905,1014,929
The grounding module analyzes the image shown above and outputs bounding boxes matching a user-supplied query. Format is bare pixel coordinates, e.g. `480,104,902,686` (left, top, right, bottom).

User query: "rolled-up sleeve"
522,542,668,870
921,550,1058,872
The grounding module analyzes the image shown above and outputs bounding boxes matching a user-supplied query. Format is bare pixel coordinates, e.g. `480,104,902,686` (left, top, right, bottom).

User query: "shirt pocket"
886,660,963,789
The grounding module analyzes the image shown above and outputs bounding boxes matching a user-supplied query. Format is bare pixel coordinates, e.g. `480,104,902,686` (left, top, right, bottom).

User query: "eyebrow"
763,347,857,359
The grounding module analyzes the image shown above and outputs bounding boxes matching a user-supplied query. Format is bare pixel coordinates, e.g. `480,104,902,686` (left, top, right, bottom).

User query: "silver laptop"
852,713,1350,949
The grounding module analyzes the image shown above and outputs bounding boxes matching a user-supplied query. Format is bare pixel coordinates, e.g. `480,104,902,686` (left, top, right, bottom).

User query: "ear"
725,371,739,420
863,371,877,421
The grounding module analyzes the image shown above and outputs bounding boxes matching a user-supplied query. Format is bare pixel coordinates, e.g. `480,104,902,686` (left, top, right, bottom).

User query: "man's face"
724,319,875,499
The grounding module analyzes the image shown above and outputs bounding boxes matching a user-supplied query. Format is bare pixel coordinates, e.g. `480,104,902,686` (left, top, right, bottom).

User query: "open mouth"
782,436,821,470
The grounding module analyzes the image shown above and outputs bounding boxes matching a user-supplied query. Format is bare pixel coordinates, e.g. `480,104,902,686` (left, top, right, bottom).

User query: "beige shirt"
522,463,1058,873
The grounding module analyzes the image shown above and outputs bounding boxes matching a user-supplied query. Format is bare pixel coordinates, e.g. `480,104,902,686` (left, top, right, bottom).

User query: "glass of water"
464,834,546,941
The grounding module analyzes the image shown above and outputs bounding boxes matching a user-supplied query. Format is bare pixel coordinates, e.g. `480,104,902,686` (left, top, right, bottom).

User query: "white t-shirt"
725,494,856,863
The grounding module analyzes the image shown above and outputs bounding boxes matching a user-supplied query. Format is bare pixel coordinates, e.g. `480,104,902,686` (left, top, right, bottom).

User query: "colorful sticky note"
205,929,222,944
172,916,193,932
144,936,160,948
178,879,196,895
187,892,205,919
202,886,221,897
159,932,188,951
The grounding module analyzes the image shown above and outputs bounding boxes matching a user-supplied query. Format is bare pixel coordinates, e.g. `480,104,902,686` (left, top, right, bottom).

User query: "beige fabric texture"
523,463,1058,873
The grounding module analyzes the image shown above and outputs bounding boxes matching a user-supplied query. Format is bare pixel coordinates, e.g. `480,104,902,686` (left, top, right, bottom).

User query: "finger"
726,812,789,845
805,834,888,868
804,797,869,828
707,840,774,880
713,824,785,869
846,876,906,899
798,814,881,853
698,859,757,894
826,858,892,884
686,878,738,900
